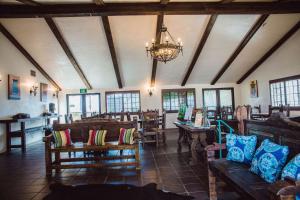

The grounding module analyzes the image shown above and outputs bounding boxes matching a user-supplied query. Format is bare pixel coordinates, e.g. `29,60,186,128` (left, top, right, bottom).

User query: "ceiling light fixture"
145,24,183,63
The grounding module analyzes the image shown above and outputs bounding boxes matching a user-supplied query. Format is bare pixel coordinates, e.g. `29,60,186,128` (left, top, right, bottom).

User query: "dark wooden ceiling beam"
181,15,218,86
0,23,61,91
150,14,164,87
45,17,92,89
237,21,300,84
210,14,269,85
0,2,300,18
101,16,123,89
94,0,105,6
15,0,40,6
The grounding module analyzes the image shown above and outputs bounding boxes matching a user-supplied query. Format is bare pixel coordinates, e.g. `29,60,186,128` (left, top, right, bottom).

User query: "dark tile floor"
0,132,238,200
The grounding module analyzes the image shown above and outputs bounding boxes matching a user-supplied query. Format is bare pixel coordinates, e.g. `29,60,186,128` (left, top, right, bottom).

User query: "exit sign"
80,89,87,94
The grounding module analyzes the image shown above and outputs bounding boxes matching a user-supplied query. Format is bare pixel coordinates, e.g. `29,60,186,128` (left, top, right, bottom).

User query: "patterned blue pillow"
250,139,289,183
281,153,300,181
226,134,257,165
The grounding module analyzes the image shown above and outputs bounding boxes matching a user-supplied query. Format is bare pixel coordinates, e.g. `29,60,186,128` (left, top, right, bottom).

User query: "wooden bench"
206,113,300,200
43,120,140,177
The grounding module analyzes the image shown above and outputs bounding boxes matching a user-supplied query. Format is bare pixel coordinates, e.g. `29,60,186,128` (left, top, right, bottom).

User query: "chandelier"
145,25,183,63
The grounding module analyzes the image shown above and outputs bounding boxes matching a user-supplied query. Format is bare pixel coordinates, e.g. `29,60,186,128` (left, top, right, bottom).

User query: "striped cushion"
53,129,71,148
119,128,135,145
87,130,107,146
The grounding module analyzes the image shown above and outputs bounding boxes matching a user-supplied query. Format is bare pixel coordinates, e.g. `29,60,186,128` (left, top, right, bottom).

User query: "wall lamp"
30,85,38,96
148,86,155,96
53,90,59,98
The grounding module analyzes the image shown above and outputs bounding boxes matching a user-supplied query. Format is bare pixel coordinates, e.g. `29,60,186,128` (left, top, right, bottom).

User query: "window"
270,75,300,109
162,89,196,113
67,93,101,119
202,88,235,110
105,91,141,113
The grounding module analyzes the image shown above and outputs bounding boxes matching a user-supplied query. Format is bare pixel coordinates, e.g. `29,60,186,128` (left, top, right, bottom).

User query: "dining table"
174,121,216,152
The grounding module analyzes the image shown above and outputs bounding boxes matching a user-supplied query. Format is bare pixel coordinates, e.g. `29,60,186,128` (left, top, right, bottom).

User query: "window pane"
85,94,100,114
106,91,140,113
203,90,217,110
219,89,233,108
162,92,171,111
187,91,195,108
106,94,115,113
170,92,179,110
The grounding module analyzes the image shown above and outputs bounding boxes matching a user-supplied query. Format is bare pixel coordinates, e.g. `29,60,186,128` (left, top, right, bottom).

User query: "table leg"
21,122,26,152
6,123,11,153
187,131,193,151
177,128,184,152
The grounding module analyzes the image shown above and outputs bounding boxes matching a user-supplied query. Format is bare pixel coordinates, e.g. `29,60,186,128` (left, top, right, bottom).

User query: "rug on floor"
43,182,194,200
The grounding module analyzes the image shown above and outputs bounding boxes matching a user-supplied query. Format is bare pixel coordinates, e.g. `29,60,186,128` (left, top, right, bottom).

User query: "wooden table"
251,113,270,120
174,121,215,152
0,115,60,153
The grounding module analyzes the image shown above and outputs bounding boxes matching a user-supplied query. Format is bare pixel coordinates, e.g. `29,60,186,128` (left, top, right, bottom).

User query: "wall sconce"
30,85,38,96
53,90,59,98
148,86,155,96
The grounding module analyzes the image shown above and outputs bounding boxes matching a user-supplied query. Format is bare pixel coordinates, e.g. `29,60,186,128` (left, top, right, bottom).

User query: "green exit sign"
80,88,87,94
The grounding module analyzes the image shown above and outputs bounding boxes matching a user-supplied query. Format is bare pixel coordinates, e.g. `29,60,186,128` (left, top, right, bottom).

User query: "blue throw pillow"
281,153,300,181
250,139,289,183
226,134,257,165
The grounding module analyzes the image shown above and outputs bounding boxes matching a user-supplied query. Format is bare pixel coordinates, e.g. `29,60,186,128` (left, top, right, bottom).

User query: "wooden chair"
126,112,131,121
269,104,290,117
156,110,167,144
220,106,234,120
139,110,162,147
120,111,125,122
207,110,217,122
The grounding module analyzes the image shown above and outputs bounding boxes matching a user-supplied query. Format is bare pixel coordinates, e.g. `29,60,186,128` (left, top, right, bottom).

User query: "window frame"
66,93,101,115
269,74,300,111
161,88,196,113
202,87,235,111
105,90,141,114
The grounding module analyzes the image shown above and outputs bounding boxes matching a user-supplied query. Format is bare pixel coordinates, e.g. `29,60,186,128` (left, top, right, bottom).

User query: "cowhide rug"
43,183,194,200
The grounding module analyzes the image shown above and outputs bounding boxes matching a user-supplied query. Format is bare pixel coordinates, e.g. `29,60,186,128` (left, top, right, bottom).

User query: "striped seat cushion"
53,129,72,148
119,128,135,145
87,130,107,146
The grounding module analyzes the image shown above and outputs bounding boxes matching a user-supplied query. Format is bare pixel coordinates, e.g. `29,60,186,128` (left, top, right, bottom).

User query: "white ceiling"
188,14,260,84
219,14,300,83
0,1,299,90
156,15,209,85
0,18,86,89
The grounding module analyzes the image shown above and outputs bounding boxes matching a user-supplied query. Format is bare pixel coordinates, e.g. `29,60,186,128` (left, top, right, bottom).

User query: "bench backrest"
53,121,137,143
244,112,300,160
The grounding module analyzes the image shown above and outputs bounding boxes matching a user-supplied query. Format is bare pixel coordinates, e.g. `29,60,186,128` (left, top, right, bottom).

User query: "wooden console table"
174,121,215,152
0,115,60,153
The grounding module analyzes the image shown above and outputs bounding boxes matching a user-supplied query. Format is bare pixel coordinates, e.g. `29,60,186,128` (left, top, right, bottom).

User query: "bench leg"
55,152,61,173
206,146,217,200
45,141,52,177
208,169,217,200
135,145,141,170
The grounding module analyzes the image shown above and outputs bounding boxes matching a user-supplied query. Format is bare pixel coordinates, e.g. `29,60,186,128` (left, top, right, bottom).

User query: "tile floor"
0,131,239,200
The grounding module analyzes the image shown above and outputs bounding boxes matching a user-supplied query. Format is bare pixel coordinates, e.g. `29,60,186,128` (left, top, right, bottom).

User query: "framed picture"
40,83,48,102
8,74,21,100
250,80,258,98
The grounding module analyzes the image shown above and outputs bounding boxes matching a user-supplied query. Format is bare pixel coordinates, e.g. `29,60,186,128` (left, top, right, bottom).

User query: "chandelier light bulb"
177,38,181,42
165,36,169,41
145,42,149,47
151,38,155,43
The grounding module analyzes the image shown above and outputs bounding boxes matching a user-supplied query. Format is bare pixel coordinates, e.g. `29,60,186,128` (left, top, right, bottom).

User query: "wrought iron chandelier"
145,24,183,63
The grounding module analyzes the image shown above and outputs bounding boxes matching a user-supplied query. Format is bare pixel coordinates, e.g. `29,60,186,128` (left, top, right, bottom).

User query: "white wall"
0,34,58,153
239,30,300,115
58,83,241,128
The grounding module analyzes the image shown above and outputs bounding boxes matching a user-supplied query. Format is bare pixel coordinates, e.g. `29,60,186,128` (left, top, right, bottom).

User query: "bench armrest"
268,180,296,200
43,134,53,143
